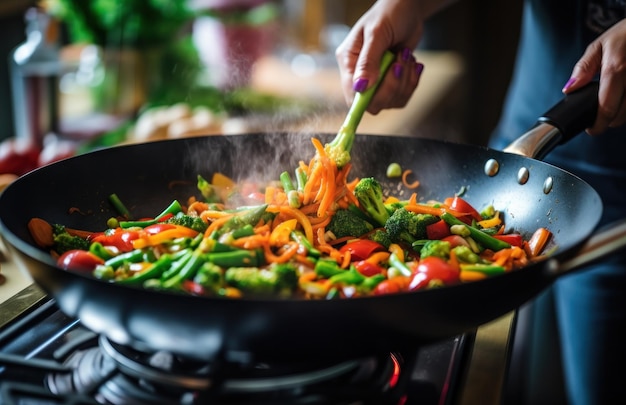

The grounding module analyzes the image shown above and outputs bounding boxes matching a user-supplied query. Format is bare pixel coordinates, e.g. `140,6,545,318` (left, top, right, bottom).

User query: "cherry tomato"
409,256,460,291
426,220,451,240
373,276,410,295
182,280,206,295
354,260,385,277
91,228,140,251
441,235,470,248
445,196,482,222
57,250,104,271
493,233,524,247
339,239,385,261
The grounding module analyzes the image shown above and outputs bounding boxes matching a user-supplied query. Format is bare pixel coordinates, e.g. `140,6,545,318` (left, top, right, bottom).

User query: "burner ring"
100,335,211,391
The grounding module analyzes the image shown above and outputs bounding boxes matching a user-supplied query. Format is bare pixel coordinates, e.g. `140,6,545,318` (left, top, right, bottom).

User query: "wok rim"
0,132,603,305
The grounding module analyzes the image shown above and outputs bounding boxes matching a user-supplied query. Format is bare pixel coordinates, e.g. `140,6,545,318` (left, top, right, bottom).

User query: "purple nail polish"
353,78,369,92
416,63,424,76
402,47,412,62
393,63,403,79
563,77,576,91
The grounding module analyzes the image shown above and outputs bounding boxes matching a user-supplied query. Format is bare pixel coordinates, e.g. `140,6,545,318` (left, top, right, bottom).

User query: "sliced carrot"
401,169,420,189
525,227,552,257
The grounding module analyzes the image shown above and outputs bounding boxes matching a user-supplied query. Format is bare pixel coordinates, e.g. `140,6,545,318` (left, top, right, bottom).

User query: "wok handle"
503,81,599,160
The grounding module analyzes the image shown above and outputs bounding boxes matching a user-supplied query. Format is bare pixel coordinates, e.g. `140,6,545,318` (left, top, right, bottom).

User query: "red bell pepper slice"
339,239,385,261
426,220,451,240
493,233,523,247
354,260,385,277
445,196,482,222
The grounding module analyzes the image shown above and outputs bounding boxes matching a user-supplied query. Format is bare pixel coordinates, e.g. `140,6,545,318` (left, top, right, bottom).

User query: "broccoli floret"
327,209,373,239
52,224,90,254
166,212,208,233
224,263,298,297
353,177,390,227
193,262,224,291
368,229,392,249
384,208,439,245
420,240,451,260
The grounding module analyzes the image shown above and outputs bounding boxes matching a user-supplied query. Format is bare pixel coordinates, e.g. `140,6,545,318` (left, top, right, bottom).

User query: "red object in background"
0,137,41,176
0,136,76,177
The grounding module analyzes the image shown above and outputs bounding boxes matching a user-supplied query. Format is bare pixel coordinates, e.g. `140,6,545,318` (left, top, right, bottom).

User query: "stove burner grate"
44,333,409,404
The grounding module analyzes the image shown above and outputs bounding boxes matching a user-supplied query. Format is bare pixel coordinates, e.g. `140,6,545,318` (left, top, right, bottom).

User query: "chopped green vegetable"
353,177,391,227
324,51,396,168
386,163,402,178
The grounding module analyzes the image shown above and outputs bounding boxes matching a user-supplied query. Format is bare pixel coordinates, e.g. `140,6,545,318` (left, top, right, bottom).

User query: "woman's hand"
563,19,626,135
335,0,453,114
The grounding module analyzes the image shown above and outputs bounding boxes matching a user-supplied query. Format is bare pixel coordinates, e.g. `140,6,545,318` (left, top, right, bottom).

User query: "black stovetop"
0,295,473,405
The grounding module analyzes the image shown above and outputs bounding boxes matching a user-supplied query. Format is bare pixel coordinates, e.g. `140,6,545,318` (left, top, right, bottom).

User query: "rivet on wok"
543,176,554,194
517,167,530,185
484,159,499,177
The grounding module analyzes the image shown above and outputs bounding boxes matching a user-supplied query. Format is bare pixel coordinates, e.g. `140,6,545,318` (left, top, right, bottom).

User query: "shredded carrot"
449,248,460,270
404,203,470,218
401,169,420,189
231,234,269,249
204,214,234,237
263,241,299,264
310,216,332,231
328,235,356,246
187,201,209,216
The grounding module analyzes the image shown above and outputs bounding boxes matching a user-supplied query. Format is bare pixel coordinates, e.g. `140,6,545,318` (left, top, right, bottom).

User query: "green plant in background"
44,0,193,47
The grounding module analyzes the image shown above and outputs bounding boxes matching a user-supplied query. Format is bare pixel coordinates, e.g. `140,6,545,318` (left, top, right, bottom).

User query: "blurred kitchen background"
0,0,523,178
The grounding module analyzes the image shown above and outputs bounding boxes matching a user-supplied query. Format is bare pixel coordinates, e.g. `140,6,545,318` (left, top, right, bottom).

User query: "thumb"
352,40,391,93
563,42,602,93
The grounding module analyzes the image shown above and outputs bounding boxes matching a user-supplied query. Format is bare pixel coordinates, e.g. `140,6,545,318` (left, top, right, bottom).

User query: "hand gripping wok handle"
503,81,599,160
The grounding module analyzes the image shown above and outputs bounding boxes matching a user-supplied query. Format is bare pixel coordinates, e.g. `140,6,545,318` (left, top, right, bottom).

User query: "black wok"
1,83,624,362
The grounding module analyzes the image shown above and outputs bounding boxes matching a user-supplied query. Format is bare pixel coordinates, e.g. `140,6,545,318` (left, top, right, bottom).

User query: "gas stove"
0,291,473,405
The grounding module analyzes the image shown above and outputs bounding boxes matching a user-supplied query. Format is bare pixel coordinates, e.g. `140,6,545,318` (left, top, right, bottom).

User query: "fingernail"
416,62,424,77
393,63,403,79
353,78,369,92
402,47,412,62
563,77,576,91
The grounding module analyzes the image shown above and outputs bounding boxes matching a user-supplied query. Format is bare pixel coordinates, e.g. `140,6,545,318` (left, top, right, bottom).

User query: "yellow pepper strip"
384,196,400,204
388,243,404,262
269,205,314,244
269,219,298,246
459,270,488,282
132,226,199,249
366,251,390,265
212,172,235,188
478,212,501,229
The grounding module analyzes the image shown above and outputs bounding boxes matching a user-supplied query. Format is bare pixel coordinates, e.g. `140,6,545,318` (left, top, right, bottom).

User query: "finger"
368,51,419,114
563,41,603,93
587,75,623,135
352,30,392,94
335,30,364,105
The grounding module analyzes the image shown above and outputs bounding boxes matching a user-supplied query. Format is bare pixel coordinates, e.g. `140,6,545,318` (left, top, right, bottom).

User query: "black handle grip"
538,81,599,143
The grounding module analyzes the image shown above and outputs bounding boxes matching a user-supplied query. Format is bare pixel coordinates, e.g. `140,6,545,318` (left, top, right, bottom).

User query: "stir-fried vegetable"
28,149,555,300
26,50,554,299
